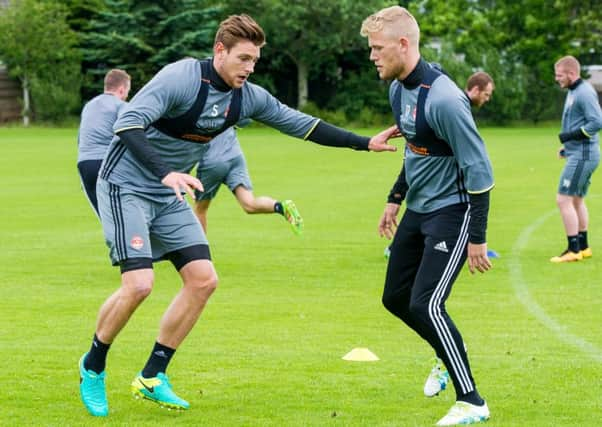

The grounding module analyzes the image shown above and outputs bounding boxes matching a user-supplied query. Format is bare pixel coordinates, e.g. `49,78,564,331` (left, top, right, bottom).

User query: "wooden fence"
0,65,21,123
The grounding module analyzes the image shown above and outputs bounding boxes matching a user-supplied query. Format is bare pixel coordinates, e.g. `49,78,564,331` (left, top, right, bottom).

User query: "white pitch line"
509,209,602,363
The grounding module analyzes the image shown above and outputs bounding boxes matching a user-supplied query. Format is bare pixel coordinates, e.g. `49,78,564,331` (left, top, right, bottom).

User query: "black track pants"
383,203,477,397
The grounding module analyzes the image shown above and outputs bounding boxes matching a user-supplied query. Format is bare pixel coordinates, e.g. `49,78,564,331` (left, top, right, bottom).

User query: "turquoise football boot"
79,353,108,416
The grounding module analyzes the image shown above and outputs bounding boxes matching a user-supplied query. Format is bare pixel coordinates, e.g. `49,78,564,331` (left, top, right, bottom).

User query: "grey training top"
77,94,127,162
389,70,494,213
561,79,602,160
102,58,318,195
199,127,242,167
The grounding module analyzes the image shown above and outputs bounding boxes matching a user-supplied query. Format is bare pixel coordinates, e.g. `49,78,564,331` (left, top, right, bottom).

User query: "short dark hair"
104,69,130,92
214,14,266,50
466,71,494,91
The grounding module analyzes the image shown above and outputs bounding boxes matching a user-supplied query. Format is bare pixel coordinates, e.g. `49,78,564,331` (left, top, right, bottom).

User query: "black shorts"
77,159,103,215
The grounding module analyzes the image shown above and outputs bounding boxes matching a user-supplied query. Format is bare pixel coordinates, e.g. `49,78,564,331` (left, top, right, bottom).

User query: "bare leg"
96,268,154,344
157,259,218,348
193,199,211,232
234,185,277,214
572,196,589,232
556,193,579,236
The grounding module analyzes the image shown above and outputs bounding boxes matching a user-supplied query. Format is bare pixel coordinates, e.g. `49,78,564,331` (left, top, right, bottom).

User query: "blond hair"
103,69,130,92
555,55,581,74
214,14,266,50
360,6,420,47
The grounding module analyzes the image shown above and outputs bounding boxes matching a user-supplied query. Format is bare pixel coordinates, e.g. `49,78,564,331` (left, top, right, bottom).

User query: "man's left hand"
467,242,492,274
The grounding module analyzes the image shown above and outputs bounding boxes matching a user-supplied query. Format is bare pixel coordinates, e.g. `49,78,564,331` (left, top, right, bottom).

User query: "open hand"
378,203,400,239
368,124,402,152
467,242,492,274
161,172,204,201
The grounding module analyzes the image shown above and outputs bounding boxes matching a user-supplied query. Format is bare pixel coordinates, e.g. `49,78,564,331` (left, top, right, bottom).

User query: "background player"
550,55,602,263
465,72,494,108
193,125,303,235
76,69,131,215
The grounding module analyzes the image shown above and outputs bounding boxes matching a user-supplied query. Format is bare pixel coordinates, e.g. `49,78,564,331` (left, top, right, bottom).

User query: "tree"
415,0,601,123
0,0,81,124
79,0,220,99
223,0,391,109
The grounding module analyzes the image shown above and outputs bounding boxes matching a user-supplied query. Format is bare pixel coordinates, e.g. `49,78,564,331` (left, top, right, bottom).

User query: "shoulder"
156,58,199,82
82,94,111,113
428,75,468,109
578,80,599,98
242,81,270,98
241,81,275,109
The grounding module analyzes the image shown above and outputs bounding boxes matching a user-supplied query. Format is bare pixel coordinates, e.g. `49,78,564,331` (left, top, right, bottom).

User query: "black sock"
84,334,111,374
141,342,176,378
578,231,588,250
458,390,484,406
274,201,283,215
567,235,580,253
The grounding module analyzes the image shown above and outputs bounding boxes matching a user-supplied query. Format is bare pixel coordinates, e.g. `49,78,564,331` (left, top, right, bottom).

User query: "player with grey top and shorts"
550,55,602,263
77,69,130,215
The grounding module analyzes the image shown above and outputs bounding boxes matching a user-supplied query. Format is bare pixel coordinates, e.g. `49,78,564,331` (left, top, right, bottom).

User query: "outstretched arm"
305,121,397,152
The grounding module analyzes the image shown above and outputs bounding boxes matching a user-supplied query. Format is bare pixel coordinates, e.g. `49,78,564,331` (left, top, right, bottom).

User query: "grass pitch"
0,125,600,426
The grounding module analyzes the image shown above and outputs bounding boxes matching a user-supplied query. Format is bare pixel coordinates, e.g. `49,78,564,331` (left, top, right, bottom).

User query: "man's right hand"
378,202,400,239
161,172,204,201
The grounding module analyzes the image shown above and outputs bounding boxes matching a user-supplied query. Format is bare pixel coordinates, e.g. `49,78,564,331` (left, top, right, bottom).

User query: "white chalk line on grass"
508,209,602,363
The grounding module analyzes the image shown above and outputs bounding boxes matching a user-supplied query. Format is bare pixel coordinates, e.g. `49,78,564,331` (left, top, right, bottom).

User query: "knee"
408,299,429,321
186,272,218,298
381,292,397,314
382,291,411,320
239,200,257,214
123,277,153,303
556,194,570,208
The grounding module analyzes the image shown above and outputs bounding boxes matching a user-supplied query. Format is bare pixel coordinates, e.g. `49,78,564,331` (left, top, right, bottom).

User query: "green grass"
1,125,601,426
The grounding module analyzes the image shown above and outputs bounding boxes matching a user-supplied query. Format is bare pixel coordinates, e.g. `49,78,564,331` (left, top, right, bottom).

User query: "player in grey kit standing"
76,69,131,215
361,6,493,426
78,14,398,417
550,55,602,263
193,125,304,235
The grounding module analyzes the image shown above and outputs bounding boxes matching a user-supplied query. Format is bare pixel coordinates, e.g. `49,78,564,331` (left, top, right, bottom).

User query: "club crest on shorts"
130,236,144,250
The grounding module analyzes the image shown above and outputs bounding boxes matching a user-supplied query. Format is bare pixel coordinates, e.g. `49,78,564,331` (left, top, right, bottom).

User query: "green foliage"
0,0,82,122
221,0,392,107
48,0,601,123
415,0,600,123
328,62,391,118
29,66,82,123
300,101,348,127
79,0,221,99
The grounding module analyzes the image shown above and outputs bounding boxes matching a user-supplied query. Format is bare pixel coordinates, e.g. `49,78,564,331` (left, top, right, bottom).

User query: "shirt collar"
400,57,428,90
207,58,231,92
569,78,583,90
